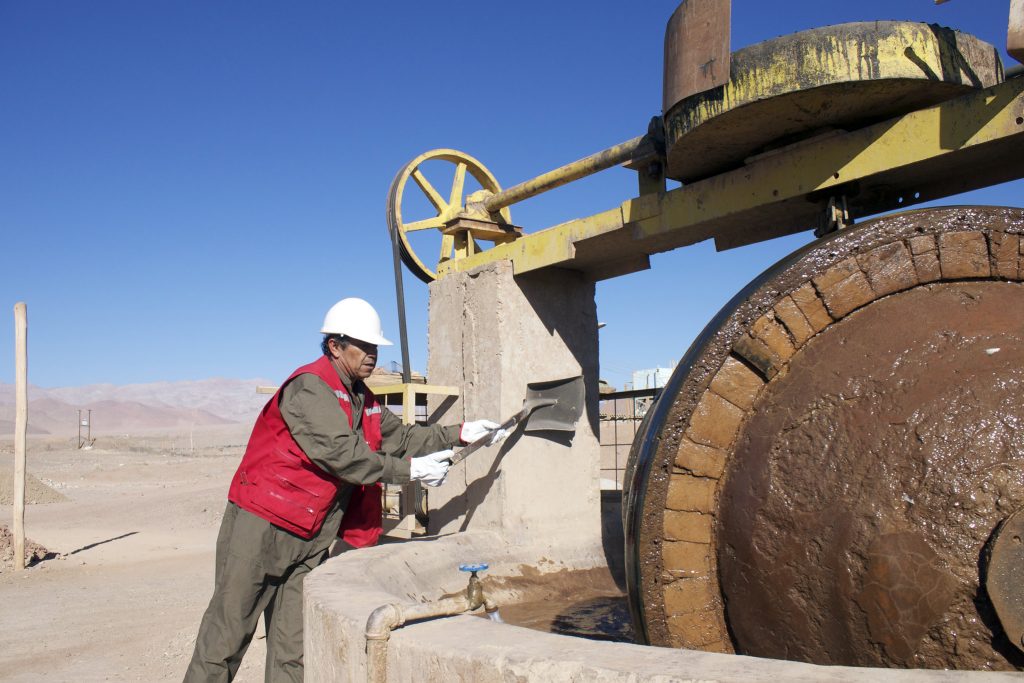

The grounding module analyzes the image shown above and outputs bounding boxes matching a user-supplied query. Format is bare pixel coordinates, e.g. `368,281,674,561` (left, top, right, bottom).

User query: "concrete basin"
303,531,1019,682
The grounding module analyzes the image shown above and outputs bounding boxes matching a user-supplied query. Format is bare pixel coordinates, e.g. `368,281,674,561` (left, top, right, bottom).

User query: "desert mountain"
0,368,422,436
0,378,273,435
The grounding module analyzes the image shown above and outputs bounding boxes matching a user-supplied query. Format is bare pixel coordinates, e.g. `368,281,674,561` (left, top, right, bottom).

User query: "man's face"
331,337,378,381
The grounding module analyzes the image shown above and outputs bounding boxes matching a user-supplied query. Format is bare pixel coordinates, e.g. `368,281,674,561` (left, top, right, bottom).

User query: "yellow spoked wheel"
386,149,511,283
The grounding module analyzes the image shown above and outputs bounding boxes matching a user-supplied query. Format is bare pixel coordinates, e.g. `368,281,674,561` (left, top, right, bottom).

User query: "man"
185,297,502,682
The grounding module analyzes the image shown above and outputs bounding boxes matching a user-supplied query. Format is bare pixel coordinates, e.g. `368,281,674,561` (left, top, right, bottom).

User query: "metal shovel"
450,375,585,465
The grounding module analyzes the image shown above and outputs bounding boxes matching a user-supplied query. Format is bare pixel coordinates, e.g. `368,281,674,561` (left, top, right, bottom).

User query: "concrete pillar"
426,261,601,546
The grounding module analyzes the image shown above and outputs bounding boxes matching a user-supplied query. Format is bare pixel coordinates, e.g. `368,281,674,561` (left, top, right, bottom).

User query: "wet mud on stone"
718,281,1024,670
627,207,1024,654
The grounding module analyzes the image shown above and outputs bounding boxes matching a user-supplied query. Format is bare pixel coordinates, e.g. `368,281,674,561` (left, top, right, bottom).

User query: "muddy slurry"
549,595,634,642
484,566,635,643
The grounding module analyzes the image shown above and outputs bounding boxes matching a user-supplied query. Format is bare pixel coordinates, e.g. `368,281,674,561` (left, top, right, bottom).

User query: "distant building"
630,365,675,390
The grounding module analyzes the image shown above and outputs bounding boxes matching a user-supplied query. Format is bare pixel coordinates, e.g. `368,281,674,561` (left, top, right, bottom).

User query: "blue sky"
2,1,1021,389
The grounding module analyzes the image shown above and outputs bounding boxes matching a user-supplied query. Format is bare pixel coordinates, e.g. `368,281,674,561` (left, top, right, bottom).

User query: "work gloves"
410,421,509,487
410,449,453,487
460,419,509,446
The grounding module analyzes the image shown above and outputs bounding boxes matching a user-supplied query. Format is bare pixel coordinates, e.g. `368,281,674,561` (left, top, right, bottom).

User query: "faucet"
364,563,500,682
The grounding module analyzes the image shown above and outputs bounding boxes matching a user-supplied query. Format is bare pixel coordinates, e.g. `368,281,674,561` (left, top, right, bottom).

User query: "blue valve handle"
459,563,489,573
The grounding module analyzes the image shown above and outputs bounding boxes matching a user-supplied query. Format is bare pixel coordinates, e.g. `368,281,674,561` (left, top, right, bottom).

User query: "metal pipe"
481,134,657,213
364,571,492,682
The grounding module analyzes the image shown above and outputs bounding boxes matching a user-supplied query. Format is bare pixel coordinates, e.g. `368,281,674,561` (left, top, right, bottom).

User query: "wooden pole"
396,385,423,536
13,303,27,571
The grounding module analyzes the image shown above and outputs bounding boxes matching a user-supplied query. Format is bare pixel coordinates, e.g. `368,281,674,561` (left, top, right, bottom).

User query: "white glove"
410,449,453,487
461,419,508,446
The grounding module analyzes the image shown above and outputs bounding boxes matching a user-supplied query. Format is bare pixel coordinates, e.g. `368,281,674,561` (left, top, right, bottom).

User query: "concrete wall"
424,261,602,544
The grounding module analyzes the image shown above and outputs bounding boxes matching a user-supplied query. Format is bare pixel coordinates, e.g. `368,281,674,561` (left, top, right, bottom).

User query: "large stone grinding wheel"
623,206,1024,670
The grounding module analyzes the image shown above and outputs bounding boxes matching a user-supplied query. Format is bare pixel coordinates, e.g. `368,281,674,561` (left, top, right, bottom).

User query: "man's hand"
410,449,453,487
460,419,508,446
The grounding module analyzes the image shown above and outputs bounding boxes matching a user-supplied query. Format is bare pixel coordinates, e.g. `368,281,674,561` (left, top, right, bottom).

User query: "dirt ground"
0,425,269,682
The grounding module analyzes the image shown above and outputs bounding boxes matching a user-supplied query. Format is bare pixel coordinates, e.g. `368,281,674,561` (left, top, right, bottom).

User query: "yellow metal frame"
436,77,1024,282
371,383,460,424
389,149,513,282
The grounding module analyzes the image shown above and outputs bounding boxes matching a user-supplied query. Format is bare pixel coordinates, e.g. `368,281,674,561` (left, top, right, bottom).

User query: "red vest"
228,356,385,546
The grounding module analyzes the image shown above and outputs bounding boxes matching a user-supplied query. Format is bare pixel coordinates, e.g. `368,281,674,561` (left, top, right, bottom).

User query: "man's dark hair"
321,334,350,356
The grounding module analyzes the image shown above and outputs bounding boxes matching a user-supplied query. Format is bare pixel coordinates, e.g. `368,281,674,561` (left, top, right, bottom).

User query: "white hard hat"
320,298,393,346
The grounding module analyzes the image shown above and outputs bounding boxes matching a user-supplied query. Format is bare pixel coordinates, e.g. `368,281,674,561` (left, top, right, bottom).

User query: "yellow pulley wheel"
386,149,510,283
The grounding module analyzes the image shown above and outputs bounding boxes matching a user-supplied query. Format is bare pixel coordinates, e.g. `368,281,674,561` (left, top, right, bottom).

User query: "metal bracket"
814,196,853,238
442,217,522,261
442,217,521,243
635,117,667,196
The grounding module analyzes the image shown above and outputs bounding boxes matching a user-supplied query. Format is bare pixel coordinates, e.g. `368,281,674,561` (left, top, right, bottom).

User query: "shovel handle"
449,397,559,465
449,411,525,465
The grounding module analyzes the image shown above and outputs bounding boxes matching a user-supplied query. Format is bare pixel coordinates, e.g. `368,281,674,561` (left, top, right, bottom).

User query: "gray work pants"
184,503,336,683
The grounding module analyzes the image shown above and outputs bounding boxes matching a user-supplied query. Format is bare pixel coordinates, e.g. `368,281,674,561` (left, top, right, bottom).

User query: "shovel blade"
522,376,584,433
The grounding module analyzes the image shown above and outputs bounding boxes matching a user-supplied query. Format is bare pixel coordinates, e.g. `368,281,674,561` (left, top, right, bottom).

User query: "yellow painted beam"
437,207,613,277
402,385,415,424
642,76,1024,243
370,383,460,397
436,77,1024,280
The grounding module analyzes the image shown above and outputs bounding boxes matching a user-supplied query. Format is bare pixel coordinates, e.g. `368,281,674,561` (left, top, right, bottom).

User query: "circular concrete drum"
624,206,1024,670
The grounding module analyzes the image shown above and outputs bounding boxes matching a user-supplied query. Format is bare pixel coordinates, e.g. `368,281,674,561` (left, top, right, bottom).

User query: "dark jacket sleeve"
279,374,412,485
378,406,462,458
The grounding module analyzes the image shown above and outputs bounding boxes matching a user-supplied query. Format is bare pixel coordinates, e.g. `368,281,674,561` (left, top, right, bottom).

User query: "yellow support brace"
437,78,1024,282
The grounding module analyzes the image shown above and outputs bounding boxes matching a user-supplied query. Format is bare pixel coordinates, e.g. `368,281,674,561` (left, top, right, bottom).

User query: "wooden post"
369,383,459,540
396,385,422,537
13,303,27,571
